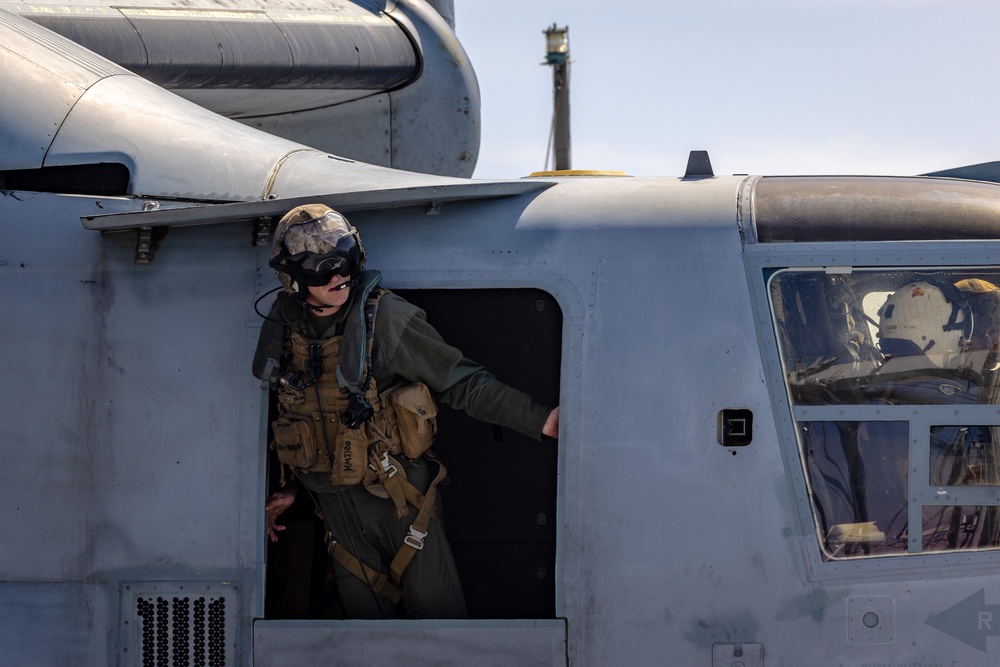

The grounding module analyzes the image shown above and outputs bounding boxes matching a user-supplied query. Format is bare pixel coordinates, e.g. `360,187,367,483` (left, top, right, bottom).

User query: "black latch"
718,409,753,447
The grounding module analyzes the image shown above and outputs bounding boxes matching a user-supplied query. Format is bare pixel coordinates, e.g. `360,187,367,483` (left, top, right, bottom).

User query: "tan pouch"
271,416,318,469
329,424,367,486
390,382,438,458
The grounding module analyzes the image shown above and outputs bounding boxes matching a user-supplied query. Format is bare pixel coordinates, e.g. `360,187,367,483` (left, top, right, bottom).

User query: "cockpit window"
769,269,1000,559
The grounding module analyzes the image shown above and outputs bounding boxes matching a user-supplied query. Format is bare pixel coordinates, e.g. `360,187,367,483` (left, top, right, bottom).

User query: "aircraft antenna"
542,24,571,171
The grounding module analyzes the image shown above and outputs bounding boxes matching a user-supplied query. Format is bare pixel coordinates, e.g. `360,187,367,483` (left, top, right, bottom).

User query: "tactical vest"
267,283,438,485
271,330,397,485
272,342,440,488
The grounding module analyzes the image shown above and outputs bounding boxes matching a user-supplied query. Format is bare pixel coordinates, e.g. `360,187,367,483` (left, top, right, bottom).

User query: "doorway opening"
263,287,562,619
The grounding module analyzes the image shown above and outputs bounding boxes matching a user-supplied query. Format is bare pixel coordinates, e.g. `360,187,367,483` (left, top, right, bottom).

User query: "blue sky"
457,1,1000,179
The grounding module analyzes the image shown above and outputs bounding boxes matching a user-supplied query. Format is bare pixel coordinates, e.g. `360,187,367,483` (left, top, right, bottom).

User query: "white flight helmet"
877,281,971,369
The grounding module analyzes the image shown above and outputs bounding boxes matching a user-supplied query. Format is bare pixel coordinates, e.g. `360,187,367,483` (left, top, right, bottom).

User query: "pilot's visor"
271,234,361,286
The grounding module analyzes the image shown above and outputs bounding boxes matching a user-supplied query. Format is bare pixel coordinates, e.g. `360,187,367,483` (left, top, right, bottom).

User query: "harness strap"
389,456,447,585
329,542,403,604
301,485,403,606
371,449,410,519
311,453,448,600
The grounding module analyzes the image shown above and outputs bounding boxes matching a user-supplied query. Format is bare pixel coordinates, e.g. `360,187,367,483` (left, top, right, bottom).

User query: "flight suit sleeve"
373,294,553,440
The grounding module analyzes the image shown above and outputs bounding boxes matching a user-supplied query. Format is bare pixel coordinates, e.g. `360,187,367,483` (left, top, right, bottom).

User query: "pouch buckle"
404,526,427,550
380,452,398,478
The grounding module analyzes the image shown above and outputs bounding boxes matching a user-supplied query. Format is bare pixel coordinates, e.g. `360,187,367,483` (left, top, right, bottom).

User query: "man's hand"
265,489,297,542
542,406,559,439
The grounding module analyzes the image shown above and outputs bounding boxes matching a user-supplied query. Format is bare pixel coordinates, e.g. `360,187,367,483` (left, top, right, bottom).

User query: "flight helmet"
269,204,366,297
877,280,971,368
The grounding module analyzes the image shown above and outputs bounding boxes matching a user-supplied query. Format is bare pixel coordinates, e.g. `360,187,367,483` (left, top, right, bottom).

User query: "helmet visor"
270,234,361,286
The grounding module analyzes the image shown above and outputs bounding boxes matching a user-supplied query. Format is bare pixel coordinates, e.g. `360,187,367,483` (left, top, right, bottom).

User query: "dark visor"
270,234,361,286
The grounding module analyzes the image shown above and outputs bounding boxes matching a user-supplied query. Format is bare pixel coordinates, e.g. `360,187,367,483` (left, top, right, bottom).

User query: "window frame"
743,246,1000,578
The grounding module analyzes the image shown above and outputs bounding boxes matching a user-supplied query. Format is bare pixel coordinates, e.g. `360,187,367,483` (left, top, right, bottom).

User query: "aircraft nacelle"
0,0,479,177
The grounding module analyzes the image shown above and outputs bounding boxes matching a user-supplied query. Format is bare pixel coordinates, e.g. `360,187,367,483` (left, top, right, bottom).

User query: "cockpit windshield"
769,268,1000,559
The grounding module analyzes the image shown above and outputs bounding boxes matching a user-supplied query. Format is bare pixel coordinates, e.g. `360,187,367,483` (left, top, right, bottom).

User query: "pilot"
869,279,987,407
874,280,972,376
253,204,559,620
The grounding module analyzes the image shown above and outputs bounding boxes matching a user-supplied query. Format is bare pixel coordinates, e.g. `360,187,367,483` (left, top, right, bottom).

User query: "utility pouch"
271,416,318,470
390,382,438,459
329,423,368,486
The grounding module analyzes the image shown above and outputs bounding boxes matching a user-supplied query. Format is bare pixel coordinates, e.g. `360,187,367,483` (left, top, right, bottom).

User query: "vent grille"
121,582,237,667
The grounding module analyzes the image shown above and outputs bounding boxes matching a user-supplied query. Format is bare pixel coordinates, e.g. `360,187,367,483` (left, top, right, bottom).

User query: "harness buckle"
280,371,314,392
380,452,398,478
404,526,427,550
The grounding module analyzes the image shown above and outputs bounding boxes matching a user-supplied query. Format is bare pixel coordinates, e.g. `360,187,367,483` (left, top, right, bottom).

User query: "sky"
455,1,1000,180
